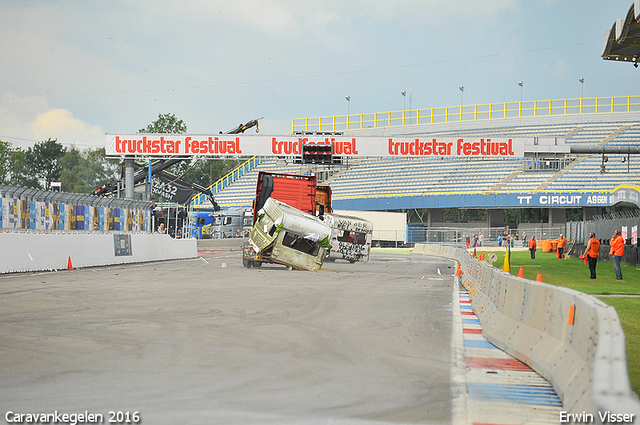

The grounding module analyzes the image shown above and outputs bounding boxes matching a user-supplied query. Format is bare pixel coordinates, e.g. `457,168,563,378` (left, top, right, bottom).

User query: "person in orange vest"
583,232,601,279
610,230,625,280
557,234,568,259
528,236,537,259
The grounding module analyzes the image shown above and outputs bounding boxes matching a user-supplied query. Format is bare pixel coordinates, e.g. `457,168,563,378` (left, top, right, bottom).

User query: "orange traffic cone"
67,256,73,270
518,266,524,278
455,263,462,276
536,274,543,282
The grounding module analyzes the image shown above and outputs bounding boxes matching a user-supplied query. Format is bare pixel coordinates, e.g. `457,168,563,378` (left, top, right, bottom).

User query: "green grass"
481,249,640,394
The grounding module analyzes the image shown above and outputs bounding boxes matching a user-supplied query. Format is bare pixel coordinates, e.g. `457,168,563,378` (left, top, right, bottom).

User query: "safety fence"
407,225,565,247
0,184,152,233
292,95,640,133
414,243,640,418
407,225,507,246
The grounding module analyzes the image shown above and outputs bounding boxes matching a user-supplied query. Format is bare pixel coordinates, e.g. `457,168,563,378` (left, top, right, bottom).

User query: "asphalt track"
0,249,458,425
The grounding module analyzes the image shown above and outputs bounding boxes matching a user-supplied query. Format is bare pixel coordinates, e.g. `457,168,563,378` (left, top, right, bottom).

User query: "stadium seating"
201,115,640,209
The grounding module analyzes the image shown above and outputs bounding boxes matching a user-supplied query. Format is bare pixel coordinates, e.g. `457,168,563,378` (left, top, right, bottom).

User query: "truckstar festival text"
106,135,533,158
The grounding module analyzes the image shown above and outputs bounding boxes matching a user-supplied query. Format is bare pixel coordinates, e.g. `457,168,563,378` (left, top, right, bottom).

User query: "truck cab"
243,171,330,270
211,208,250,238
184,210,215,239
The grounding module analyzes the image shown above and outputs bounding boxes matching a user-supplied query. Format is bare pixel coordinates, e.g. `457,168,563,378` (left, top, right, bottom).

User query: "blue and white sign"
333,186,640,211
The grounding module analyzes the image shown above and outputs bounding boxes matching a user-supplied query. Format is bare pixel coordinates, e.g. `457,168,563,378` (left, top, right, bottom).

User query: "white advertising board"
105,134,563,159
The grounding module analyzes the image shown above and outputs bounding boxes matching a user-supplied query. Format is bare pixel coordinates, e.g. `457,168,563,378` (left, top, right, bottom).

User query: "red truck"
242,171,332,270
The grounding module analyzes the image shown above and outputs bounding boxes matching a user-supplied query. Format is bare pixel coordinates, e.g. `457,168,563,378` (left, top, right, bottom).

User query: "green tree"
9,149,40,188
59,148,85,193
60,147,121,193
26,138,66,189
138,113,187,134
0,140,13,183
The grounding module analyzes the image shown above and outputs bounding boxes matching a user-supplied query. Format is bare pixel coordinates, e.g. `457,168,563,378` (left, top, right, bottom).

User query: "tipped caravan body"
246,197,331,271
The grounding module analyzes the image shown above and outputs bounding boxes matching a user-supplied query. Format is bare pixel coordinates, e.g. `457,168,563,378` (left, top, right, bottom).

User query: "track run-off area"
0,248,562,425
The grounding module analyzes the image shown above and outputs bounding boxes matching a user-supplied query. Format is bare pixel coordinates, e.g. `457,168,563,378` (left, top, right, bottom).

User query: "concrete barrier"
0,232,197,273
415,243,640,420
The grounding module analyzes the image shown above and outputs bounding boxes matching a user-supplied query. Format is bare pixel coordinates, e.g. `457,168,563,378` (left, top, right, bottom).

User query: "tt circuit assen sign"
515,194,609,207
105,134,546,158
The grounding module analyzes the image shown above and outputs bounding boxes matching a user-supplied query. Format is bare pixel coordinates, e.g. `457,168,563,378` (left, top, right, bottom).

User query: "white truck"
332,210,406,246
210,208,253,239
323,213,373,263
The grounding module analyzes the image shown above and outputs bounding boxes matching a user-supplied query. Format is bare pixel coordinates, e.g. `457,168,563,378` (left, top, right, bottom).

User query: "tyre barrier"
414,243,640,420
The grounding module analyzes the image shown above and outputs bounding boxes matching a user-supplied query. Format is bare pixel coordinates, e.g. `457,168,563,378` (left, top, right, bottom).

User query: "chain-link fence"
408,224,570,248
408,225,509,247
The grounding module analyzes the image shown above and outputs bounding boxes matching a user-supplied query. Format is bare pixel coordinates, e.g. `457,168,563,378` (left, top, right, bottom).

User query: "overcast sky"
0,0,637,150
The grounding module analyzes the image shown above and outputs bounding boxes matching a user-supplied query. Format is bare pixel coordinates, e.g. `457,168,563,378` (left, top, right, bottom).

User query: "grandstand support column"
549,208,566,227
583,207,598,221
428,209,444,226
124,156,135,200
487,209,505,228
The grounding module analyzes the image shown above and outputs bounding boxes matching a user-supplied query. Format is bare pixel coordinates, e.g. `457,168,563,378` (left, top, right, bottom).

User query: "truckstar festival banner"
105,134,548,158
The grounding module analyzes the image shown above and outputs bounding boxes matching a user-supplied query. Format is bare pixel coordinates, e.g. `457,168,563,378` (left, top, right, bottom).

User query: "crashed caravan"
323,213,373,263
244,197,332,271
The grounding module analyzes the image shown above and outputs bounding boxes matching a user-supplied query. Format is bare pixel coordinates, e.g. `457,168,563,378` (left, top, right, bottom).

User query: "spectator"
557,234,568,259
158,223,166,234
465,234,470,248
583,232,601,280
478,232,483,247
522,232,528,247
610,230,625,280
498,234,503,247
528,236,537,259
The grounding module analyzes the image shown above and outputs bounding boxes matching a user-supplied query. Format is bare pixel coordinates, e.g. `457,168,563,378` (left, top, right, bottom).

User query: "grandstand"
193,95,640,236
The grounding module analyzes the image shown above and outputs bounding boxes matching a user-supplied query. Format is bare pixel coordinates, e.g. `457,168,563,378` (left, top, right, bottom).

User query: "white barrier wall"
414,243,640,420
0,233,197,273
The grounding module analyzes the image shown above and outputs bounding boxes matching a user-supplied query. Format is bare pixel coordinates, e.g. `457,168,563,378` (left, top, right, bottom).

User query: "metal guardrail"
292,95,640,133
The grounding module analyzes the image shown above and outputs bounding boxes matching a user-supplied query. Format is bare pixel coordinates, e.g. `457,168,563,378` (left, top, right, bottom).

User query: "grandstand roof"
601,1,640,66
